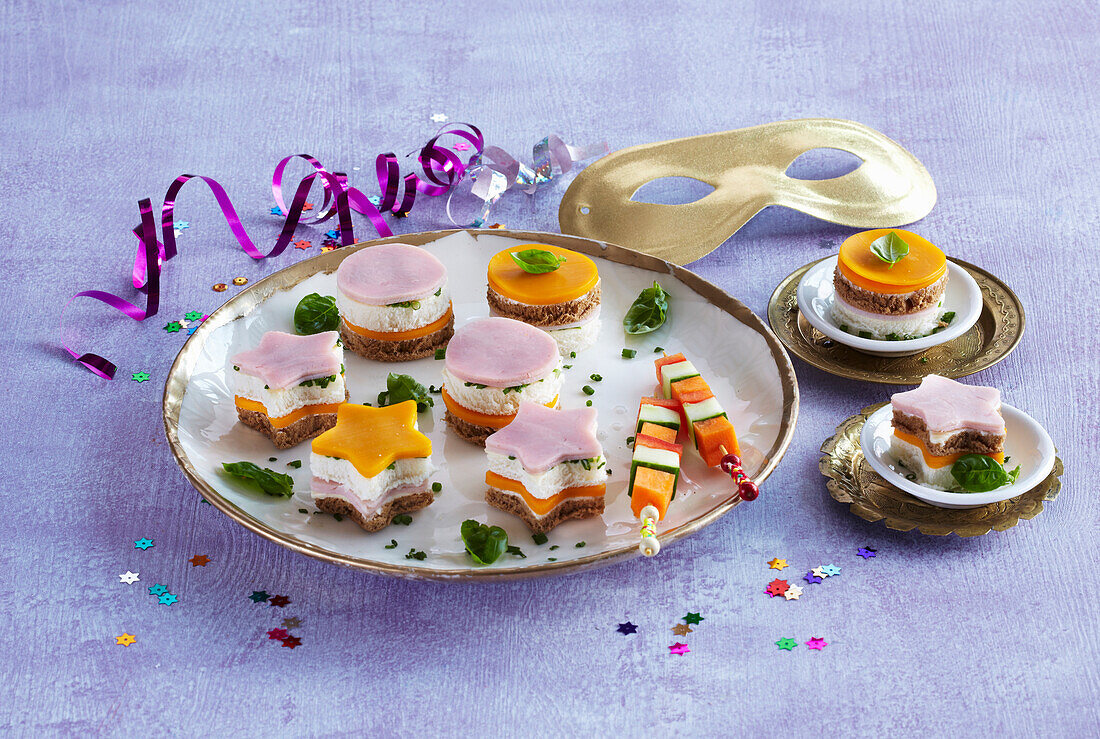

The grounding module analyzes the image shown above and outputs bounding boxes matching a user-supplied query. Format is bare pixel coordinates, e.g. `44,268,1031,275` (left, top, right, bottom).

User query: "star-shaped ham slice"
312,402,432,479
485,403,601,473
231,330,341,390
891,374,1003,434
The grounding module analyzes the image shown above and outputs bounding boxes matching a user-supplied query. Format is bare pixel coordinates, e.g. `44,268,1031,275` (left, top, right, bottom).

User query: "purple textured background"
3,1,1098,735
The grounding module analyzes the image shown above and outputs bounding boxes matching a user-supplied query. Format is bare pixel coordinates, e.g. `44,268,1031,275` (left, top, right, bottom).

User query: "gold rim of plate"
162,229,800,581
767,257,1025,385
819,403,1062,536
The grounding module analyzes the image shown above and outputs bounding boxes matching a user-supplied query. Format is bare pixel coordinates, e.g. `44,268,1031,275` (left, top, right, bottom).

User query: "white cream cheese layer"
309,454,432,504
338,286,451,332
487,452,607,499
831,294,943,340
441,365,562,416
890,435,959,491
547,318,601,357
234,370,346,418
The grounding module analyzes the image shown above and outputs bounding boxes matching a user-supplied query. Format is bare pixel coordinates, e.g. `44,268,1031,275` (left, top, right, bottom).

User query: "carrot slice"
670,375,713,406
638,422,677,444
630,466,676,520
693,415,741,467
441,388,558,429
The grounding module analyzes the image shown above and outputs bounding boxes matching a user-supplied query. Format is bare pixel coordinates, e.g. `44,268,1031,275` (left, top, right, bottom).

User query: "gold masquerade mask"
558,119,936,265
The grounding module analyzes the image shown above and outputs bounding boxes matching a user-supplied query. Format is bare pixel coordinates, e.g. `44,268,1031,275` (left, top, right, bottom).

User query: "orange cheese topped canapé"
837,229,947,294
311,401,431,479
487,245,599,306
485,470,605,516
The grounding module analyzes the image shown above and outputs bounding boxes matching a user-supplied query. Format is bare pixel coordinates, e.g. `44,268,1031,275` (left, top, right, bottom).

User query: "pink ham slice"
445,317,559,387
336,244,447,305
485,403,602,473
231,330,341,389
891,374,1004,434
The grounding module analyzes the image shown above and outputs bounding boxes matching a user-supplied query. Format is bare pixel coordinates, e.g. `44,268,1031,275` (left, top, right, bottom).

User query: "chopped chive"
575,541,586,548
431,482,442,493
384,539,398,549
287,460,302,469
392,514,413,526
582,385,595,396
333,513,344,521
298,508,308,514
549,545,559,551
622,348,637,359
268,457,277,462
434,348,446,360
653,346,664,353
532,532,548,545
586,400,592,407
589,373,603,382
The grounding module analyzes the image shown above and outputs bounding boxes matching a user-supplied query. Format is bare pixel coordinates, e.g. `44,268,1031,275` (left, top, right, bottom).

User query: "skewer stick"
719,444,759,501
638,505,661,557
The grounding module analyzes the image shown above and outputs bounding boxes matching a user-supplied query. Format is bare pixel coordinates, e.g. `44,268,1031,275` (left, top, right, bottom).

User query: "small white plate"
796,257,982,357
860,403,1056,509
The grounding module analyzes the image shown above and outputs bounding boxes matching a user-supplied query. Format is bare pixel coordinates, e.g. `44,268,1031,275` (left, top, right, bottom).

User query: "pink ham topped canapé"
891,374,1004,435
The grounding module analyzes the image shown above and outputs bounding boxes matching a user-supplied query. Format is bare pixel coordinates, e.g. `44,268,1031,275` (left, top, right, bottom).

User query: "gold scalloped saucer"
768,257,1025,385
820,403,1062,536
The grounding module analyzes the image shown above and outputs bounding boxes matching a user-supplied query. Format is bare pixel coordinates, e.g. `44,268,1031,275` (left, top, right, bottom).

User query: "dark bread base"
314,489,435,533
236,395,345,449
892,409,1005,455
834,271,946,315
487,284,601,327
486,486,605,534
444,410,497,446
340,315,454,362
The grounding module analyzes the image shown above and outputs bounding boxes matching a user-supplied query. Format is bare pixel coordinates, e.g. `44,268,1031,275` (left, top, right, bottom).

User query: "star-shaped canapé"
668,643,690,656
616,622,638,635
485,403,601,473
891,374,1003,435
231,330,342,390
805,637,828,650
312,402,432,480
767,558,788,571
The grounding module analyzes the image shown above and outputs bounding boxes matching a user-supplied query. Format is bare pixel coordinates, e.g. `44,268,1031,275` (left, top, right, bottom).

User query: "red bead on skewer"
719,451,758,501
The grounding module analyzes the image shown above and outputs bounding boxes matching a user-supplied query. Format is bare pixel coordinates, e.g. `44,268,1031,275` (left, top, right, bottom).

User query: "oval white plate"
164,230,798,579
860,403,1055,508
796,257,982,357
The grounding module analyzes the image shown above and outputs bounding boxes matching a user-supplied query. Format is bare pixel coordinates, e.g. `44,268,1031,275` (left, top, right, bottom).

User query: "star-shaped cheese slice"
485,403,601,473
767,557,788,570
312,402,432,479
231,330,342,390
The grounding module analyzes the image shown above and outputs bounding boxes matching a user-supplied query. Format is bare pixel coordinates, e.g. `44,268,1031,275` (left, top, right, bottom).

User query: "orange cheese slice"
441,387,557,429
487,245,599,305
312,401,431,478
234,397,343,429
342,305,453,341
893,428,1004,469
485,470,605,516
838,229,947,294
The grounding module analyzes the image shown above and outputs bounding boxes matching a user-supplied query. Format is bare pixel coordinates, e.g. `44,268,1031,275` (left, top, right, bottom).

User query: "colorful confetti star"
269,595,291,608
367,195,382,206
821,564,841,577
184,311,203,321
857,547,878,559
321,237,338,248
302,202,314,212
175,221,191,230
293,239,312,250
248,591,269,603
266,628,289,641
164,321,181,333
324,229,339,239
775,638,798,651
430,112,448,123
783,585,804,601
281,617,302,630
115,633,136,647
616,622,638,635
178,320,191,329
803,571,823,585
158,593,178,606
188,555,210,567
148,584,168,596
131,372,150,383
683,612,704,625
320,245,336,253
280,636,302,649
811,567,828,579
270,206,284,216
454,142,470,151
805,637,828,650
668,643,690,656
766,579,789,597
118,571,140,585
767,558,789,571
134,538,154,550
671,623,693,636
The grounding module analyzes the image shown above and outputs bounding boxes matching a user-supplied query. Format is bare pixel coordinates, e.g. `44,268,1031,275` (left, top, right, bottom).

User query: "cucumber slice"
637,403,681,432
629,445,682,489
683,397,726,443
660,361,699,398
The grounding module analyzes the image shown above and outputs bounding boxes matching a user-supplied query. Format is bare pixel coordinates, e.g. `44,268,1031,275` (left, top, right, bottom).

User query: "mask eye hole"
785,148,864,180
630,176,716,205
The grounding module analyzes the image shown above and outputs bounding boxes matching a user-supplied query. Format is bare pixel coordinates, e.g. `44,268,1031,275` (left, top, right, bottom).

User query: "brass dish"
162,229,800,580
820,403,1062,536
768,257,1025,385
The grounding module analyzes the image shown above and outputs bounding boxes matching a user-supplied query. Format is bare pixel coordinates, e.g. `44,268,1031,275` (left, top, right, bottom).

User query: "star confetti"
671,623,693,636
683,612,704,625
270,206,283,216
164,321,182,333
320,245,336,253
811,567,828,579
803,571,822,585
118,571,140,584
821,564,841,577
267,628,289,641
148,584,168,596
115,633,136,647
775,638,798,651
249,590,269,603
430,112,448,123
668,643,690,656
766,579,789,597
177,320,191,329
302,202,314,212
454,142,470,151
857,547,878,559
269,595,291,608
805,637,828,650
134,538,154,550
281,635,302,649
321,237,338,248
131,372,150,383
325,229,339,239
158,593,178,606
767,558,788,570
188,555,210,567
616,622,638,635
175,221,191,230
184,310,203,321
281,617,302,630
293,239,312,250
783,585,804,601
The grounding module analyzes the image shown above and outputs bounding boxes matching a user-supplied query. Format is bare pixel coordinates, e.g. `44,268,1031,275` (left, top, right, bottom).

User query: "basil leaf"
950,454,1019,493
376,373,434,413
294,293,339,334
623,281,669,335
869,231,910,265
221,461,294,498
509,248,567,274
460,519,508,565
